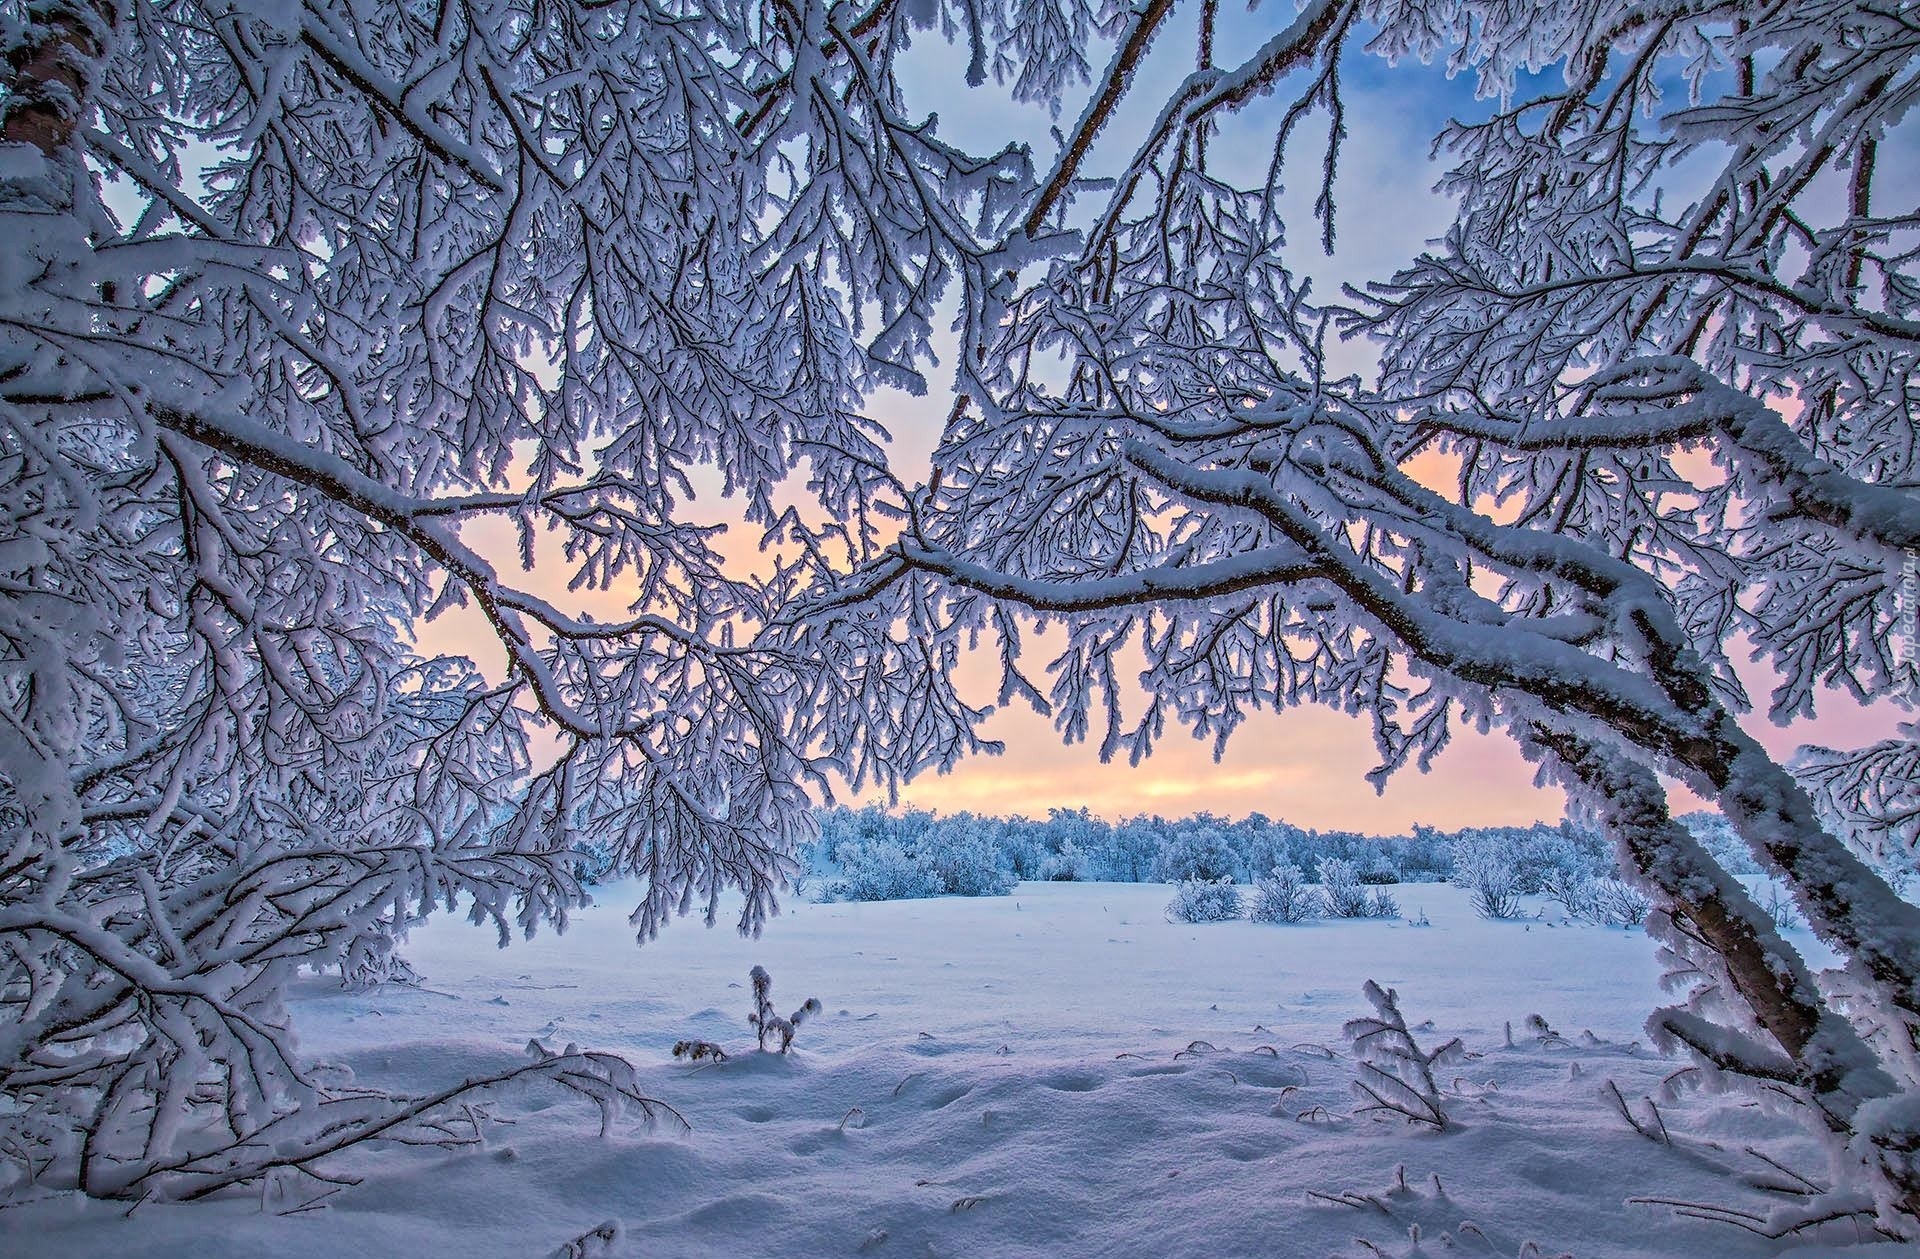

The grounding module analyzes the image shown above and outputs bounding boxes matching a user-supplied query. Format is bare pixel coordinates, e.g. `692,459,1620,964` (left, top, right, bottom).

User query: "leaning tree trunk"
1525,720,1918,1228
2,1,117,154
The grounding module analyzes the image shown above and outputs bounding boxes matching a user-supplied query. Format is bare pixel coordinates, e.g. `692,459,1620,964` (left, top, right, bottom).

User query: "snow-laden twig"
1601,1080,1670,1146
1343,982,1463,1131
748,966,822,1054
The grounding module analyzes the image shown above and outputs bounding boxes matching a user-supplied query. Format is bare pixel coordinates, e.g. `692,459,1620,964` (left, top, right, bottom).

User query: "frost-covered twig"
748,966,822,1054
1602,1080,1669,1146
1343,982,1462,1131
146,1046,680,1202
1631,1190,1893,1240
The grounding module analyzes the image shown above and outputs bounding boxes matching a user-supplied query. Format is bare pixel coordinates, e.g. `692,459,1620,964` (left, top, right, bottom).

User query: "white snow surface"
4,882,1894,1258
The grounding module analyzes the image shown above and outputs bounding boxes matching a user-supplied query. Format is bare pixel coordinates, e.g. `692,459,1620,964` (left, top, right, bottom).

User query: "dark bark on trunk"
2,1,116,155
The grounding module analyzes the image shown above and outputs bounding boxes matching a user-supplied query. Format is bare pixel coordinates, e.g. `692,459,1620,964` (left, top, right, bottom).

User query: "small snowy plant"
748,966,822,1054
1586,878,1652,929
1166,878,1243,923
1318,857,1374,918
1344,982,1463,1131
1451,834,1526,920
1364,886,1401,920
1249,864,1323,923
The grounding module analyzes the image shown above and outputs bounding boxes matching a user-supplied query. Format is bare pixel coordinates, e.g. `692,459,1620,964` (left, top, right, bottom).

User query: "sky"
430,5,1911,834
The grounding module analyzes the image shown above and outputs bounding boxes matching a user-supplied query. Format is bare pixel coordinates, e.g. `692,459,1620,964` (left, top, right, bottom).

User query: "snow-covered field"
6,882,1890,1258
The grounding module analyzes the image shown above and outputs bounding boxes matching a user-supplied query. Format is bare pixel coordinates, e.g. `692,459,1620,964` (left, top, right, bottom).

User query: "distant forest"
647,806,1789,926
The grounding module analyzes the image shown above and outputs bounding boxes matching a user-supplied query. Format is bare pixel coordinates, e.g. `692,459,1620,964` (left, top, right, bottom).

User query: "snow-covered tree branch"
5,0,1919,1232
0,0,990,1198
782,0,1920,1230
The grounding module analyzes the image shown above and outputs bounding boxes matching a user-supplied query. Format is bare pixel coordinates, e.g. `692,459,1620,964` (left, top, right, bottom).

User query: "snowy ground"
5,882,1893,1258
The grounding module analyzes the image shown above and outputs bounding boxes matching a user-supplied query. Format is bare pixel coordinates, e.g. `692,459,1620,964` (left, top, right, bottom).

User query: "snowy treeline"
781,805,1787,931
791,804,1460,895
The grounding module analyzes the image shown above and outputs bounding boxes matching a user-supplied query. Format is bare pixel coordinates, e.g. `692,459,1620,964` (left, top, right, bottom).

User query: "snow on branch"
1344,981,1461,1131
7,0,1920,1232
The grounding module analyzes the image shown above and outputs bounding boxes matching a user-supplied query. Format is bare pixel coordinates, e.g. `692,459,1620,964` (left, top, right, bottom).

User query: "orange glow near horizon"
865,699,1569,830
866,671,1906,830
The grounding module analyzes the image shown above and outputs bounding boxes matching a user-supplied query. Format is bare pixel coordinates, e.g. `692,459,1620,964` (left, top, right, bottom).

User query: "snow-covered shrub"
1450,833,1526,920
1364,887,1400,920
1587,878,1652,928
1249,864,1323,923
339,932,423,991
1317,857,1373,918
1534,831,1602,900
826,839,942,901
1153,826,1240,884
817,809,1013,901
1758,881,1806,932
1167,878,1243,923
1041,808,1109,879
1402,826,1457,882
1520,823,1650,928
748,966,821,1054
1090,818,1162,882
1037,839,1091,882
996,815,1049,880
1539,865,1596,919
926,824,1019,896
1237,818,1308,879
1679,811,1760,878
1285,829,1341,879
1344,982,1463,1130
1446,823,1607,900
1549,874,1652,928
1002,810,1104,881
